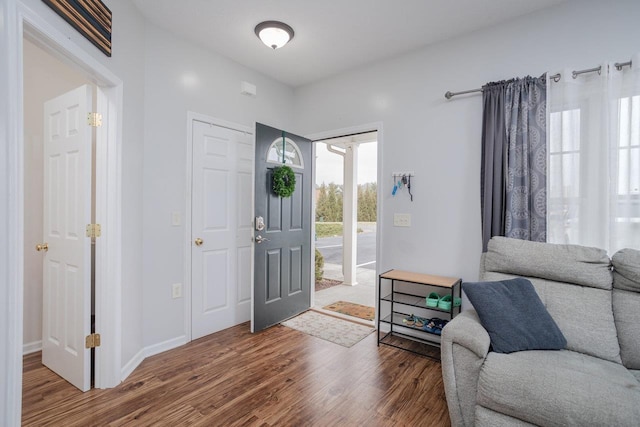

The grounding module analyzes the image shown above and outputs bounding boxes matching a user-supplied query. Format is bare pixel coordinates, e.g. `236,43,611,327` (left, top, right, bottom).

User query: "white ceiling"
132,0,567,88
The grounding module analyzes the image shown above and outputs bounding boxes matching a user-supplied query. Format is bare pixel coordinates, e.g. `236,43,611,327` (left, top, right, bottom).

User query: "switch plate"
172,283,182,299
393,213,411,227
171,211,181,226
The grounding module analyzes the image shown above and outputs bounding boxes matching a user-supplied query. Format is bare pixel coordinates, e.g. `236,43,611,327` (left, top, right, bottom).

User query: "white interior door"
191,120,253,339
41,85,93,392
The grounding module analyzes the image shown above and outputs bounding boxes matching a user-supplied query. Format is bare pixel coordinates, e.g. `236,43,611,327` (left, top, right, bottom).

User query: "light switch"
172,283,182,299
393,213,411,227
171,211,181,226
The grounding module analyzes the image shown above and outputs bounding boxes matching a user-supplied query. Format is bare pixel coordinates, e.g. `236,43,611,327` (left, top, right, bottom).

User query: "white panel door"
42,85,92,392
192,120,253,339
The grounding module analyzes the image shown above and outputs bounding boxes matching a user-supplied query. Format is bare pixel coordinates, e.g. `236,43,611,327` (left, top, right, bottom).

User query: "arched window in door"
266,136,304,169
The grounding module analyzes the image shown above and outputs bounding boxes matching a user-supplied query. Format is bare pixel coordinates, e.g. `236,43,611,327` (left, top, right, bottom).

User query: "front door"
191,119,253,339
41,85,93,391
252,123,313,332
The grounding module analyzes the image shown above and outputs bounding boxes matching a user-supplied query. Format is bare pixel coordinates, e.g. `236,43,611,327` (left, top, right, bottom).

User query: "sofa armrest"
443,310,491,357
441,310,491,427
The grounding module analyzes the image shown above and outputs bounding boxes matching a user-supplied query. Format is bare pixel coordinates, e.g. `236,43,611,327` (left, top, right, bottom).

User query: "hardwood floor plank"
23,322,451,426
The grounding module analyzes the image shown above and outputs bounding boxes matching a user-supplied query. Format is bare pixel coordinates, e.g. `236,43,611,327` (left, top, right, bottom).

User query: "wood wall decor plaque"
42,0,112,57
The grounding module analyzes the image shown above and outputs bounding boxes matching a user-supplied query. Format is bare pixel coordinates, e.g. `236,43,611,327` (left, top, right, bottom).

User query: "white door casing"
191,120,253,339
41,84,92,392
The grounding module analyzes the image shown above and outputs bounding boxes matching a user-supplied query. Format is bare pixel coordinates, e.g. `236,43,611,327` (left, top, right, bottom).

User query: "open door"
40,85,93,391
252,123,313,332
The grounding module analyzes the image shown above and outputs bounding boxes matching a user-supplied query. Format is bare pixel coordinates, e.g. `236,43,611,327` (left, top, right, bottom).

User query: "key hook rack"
391,171,414,201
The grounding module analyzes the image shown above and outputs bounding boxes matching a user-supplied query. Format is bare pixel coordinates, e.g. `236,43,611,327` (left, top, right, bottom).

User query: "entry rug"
323,300,375,321
281,311,375,348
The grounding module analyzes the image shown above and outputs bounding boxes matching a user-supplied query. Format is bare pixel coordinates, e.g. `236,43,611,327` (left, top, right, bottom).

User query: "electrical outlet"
172,283,182,299
393,213,411,227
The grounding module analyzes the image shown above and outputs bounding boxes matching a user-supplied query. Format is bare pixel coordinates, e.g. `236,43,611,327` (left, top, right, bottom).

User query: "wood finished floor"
23,322,450,426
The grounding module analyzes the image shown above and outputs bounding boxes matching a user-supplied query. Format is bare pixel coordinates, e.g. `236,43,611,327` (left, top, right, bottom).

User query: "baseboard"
144,335,188,358
120,348,145,382
23,340,42,355
120,335,188,381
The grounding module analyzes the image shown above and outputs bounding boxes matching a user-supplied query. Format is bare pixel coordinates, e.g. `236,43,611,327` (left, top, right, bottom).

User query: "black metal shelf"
377,269,462,360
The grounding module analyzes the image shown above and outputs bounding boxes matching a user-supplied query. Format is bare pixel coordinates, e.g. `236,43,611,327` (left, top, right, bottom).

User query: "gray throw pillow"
462,277,567,353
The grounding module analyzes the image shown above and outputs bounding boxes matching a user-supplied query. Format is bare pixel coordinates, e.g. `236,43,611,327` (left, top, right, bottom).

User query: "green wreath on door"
272,166,296,198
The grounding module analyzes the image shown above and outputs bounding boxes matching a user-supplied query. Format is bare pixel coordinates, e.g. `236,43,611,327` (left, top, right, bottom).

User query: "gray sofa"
441,237,640,426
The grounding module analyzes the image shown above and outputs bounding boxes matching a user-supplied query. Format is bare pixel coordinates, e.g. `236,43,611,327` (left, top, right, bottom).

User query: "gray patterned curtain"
481,76,547,251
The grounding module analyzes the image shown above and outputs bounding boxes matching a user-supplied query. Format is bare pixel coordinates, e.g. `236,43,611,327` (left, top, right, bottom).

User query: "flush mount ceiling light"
254,21,294,50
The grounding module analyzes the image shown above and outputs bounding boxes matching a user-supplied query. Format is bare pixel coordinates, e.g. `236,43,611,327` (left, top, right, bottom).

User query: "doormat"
322,301,375,321
281,311,375,348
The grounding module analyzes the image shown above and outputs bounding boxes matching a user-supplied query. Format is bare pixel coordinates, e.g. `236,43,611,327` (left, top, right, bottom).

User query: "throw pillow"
462,277,567,353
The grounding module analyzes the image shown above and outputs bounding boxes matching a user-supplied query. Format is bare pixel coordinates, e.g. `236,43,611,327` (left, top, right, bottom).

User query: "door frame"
305,122,384,310
184,112,253,341
3,2,123,423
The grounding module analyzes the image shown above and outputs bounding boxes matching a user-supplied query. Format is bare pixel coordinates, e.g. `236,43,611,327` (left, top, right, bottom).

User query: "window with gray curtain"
481,76,547,251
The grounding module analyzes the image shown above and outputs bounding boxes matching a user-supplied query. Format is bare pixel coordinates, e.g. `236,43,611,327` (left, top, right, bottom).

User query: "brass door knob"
194,238,203,246
36,243,49,252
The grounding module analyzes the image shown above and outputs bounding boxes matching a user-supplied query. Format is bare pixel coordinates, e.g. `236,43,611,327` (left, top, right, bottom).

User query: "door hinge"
86,224,102,238
85,333,101,349
87,112,103,127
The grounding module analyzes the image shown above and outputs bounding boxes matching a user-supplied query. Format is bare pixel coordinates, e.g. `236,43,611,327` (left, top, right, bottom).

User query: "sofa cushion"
463,278,566,353
485,237,612,290
613,289,640,369
613,248,640,292
632,370,640,383
482,270,622,364
477,350,640,427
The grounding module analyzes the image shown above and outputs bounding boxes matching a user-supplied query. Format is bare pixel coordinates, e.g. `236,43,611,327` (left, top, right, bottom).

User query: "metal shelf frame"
377,269,462,360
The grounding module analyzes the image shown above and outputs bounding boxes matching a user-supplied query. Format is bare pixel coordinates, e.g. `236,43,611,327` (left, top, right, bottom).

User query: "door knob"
36,243,49,252
194,238,203,246
254,235,269,244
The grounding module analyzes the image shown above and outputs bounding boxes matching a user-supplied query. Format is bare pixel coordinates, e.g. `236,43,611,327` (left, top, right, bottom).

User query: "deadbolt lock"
255,216,265,231
194,238,203,246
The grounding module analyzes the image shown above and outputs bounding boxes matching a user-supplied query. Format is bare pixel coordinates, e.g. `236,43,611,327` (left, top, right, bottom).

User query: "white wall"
141,23,296,346
106,0,146,372
293,0,640,283
22,39,91,352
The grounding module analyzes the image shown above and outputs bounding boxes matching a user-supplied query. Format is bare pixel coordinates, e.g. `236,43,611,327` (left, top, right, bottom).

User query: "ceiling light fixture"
254,21,294,50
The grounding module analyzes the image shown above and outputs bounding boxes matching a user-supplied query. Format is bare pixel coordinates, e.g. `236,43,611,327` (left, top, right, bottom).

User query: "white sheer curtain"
548,54,640,254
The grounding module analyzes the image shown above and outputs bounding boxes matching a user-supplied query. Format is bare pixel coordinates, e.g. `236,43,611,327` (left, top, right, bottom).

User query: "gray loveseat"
441,237,640,426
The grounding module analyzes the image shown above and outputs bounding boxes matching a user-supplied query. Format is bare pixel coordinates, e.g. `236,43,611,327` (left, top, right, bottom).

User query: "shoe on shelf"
454,296,462,307
402,314,419,326
403,314,429,329
426,292,440,308
438,295,452,310
423,317,449,335
402,314,416,326
414,316,427,328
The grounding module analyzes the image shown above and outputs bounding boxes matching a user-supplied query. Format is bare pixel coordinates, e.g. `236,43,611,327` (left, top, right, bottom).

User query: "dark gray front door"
252,123,313,332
